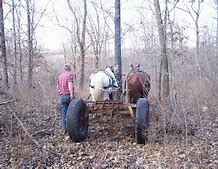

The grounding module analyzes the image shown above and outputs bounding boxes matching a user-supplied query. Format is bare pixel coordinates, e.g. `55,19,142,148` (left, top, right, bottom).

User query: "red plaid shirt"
57,71,74,95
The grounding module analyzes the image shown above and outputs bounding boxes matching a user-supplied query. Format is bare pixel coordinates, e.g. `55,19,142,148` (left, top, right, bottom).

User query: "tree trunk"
89,2,100,70
115,0,122,93
216,0,218,49
94,51,99,69
63,44,66,64
194,1,201,76
70,38,77,73
0,0,9,89
153,0,170,102
195,21,201,75
16,0,23,82
12,0,17,86
79,0,87,89
79,44,85,89
26,0,33,88
215,0,218,79
67,0,87,89
17,6,23,82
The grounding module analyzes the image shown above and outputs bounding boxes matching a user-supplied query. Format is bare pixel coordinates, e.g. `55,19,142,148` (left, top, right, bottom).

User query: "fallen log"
0,99,17,105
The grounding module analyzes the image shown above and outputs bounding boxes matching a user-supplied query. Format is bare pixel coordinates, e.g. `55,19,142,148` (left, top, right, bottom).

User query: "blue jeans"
60,95,71,130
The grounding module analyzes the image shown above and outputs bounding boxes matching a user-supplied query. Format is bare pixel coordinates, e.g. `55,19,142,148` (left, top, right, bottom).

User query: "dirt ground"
0,53,217,168
1,98,217,168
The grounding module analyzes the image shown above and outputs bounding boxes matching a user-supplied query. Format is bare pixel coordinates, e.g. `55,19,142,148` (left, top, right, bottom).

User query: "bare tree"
87,1,107,70
70,37,77,73
167,0,178,49
26,0,33,88
12,0,17,86
153,0,170,102
215,0,218,58
190,0,203,75
62,44,67,64
53,6,77,73
16,0,23,82
0,0,9,89
175,0,204,75
115,0,122,93
25,0,52,87
67,0,87,89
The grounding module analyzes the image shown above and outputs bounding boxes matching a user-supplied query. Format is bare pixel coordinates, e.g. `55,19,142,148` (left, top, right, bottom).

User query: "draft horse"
66,66,118,142
125,64,150,103
89,66,119,101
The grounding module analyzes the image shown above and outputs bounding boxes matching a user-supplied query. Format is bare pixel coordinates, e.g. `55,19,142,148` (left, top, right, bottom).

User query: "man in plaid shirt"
57,64,75,132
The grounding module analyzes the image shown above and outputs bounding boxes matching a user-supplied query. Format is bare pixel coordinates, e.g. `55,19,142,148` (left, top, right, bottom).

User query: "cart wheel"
66,99,89,142
135,98,149,144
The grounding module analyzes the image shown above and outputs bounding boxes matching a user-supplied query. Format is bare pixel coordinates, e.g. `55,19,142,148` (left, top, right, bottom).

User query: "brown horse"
125,64,150,103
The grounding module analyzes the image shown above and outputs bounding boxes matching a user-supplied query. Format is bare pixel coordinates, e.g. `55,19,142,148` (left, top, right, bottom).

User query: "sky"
35,0,216,51
35,0,69,51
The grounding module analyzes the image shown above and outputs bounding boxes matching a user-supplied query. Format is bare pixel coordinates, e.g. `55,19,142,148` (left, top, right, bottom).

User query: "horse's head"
113,65,119,74
105,66,115,77
127,64,140,76
106,65,118,75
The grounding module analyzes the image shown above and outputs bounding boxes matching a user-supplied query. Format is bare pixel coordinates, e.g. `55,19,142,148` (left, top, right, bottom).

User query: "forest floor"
0,89,217,168
0,53,217,168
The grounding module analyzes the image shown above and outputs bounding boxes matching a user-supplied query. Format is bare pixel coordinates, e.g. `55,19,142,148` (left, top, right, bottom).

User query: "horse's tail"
90,77,104,101
94,81,104,101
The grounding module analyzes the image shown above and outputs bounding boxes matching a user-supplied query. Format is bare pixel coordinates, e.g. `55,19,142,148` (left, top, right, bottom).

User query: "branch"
87,13,97,43
7,107,42,149
168,0,179,13
32,0,53,33
52,4,72,34
67,0,81,42
175,5,196,23
31,128,54,137
81,0,87,46
100,0,113,34
0,99,17,105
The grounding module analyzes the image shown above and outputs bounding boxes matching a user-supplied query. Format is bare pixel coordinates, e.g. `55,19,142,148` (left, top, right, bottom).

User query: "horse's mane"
104,67,114,74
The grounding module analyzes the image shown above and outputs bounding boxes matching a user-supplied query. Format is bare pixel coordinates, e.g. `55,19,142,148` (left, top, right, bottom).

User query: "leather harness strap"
89,69,118,89
103,70,117,89
127,70,149,97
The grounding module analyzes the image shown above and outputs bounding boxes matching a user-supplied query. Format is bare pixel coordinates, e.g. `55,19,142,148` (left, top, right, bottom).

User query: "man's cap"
64,64,71,71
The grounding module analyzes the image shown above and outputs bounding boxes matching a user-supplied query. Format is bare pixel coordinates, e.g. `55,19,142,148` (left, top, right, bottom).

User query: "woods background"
0,0,217,168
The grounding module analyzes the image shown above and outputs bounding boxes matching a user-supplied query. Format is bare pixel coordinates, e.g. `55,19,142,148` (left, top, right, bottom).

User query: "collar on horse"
127,69,142,81
89,68,118,89
103,69,117,89
126,69,150,97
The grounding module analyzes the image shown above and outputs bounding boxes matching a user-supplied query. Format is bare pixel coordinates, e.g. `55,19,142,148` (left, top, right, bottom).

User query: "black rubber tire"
66,99,89,142
135,98,149,144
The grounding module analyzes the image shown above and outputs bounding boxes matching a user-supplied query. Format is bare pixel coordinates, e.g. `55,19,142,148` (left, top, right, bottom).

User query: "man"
57,64,74,132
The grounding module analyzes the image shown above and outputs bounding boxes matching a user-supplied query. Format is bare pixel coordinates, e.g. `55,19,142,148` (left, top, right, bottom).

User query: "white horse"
89,67,119,101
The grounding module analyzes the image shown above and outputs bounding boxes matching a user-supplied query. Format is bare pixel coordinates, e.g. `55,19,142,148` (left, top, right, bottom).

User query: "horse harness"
89,70,118,89
103,70,118,89
127,69,140,82
127,70,150,96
